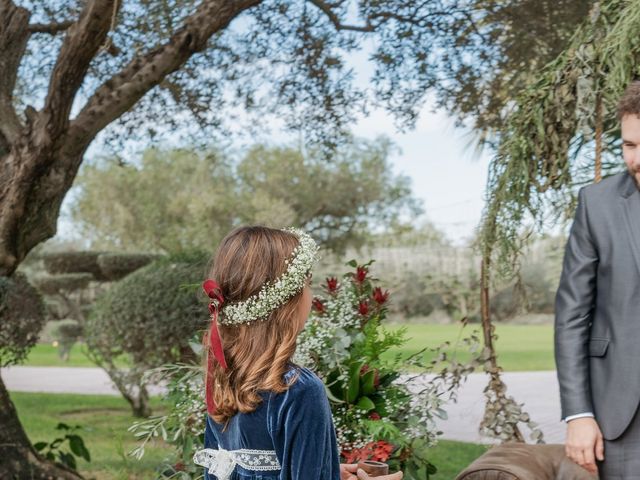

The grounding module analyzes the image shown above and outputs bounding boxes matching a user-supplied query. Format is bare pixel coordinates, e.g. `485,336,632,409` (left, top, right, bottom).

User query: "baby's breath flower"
221,228,319,326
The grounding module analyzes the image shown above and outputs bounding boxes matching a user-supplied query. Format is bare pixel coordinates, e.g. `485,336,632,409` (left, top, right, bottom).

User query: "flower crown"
215,227,319,326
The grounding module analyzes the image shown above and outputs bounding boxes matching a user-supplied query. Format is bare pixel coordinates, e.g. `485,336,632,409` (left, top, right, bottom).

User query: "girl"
193,226,403,480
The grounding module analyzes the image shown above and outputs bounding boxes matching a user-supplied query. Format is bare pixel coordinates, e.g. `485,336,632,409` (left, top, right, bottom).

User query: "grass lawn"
13,392,172,480
381,323,555,371
13,391,487,479
26,323,554,371
23,343,130,368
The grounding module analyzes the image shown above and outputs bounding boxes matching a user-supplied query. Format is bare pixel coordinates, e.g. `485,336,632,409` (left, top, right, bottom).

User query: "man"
556,80,640,479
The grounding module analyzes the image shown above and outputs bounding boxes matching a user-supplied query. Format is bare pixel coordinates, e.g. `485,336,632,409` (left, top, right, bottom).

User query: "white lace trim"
193,448,281,479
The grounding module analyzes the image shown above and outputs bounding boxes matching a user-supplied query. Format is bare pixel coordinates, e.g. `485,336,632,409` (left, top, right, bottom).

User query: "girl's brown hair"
204,225,305,425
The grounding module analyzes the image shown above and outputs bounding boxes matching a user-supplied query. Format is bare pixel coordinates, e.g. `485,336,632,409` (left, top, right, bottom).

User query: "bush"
86,251,210,416
391,271,440,318
97,253,161,281
41,251,108,280
490,262,556,321
51,319,84,361
295,261,482,477
0,273,46,367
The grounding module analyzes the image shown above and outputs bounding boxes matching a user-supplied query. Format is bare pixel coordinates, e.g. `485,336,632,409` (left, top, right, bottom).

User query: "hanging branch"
475,0,640,443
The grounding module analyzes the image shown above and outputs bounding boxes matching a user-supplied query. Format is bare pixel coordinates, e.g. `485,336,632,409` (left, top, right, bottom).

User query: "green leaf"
360,370,376,395
68,435,91,462
346,361,364,403
346,259,358,268
50,438,64,449
59,451,76,470
323,383,345,404
33,442,48,451
56,423,70,431
356,396,375,412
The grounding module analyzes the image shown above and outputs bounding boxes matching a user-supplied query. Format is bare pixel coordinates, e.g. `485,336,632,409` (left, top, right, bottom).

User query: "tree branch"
66,0,262,155
307,0,374,32
0,0,30,145
42,0,119,138
28,20,73,34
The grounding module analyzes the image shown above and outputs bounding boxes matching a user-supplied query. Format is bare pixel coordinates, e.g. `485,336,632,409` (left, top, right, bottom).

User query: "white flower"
220,228,319,326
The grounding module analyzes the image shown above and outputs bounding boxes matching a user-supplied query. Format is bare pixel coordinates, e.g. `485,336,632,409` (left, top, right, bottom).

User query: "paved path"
1,367,566,444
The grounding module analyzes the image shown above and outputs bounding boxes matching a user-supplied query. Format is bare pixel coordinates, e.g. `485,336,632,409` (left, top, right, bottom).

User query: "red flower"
369,411,381,420
372,287,389,305
325,277,339,293
312,298,325,314
372,440,394,461
341,440,395,463
355,266,368,283
174,461,186,471
358,300,369,316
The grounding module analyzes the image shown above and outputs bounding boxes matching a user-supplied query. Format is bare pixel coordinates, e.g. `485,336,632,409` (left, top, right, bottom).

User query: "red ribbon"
202,279,227,414
203,279,227,370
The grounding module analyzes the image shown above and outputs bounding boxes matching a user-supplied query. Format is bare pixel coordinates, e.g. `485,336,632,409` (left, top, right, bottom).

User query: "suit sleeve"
554,186,599,419
267,370,341,480
203,415,219,480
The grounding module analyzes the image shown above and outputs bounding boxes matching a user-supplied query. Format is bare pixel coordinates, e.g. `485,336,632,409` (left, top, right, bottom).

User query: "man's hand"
565,417,605,474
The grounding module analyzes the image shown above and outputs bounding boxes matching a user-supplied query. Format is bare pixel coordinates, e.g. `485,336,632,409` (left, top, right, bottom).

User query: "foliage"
71,139,421,255
41,251,109,281
390,269,481,322
479,369,545,443
128,362,206,479
86,252,209,416
10,0,533,153
294,260,484,478
33,422,91,472
477,0,640,281
87,251,208,369
490,262,556,322
0,273,46,367
50,319,84,361
435,0,594,141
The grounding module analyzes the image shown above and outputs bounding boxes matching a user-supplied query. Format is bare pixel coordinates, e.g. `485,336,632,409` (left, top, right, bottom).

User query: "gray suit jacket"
555,171,640,440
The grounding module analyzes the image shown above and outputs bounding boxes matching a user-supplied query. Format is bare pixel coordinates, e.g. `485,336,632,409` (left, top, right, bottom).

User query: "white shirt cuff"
564,412,595,423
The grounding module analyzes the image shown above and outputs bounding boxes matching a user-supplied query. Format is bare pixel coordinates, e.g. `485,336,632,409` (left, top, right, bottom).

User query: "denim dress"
198,365,341,480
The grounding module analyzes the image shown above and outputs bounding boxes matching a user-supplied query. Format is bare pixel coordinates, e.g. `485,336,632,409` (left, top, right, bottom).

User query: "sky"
350,102,493,246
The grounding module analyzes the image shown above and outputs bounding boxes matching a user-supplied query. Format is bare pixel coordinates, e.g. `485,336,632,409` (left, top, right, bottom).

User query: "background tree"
71,138,421,254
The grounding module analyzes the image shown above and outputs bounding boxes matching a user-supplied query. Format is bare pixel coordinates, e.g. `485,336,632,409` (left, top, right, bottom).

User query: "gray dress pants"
598,402,640,479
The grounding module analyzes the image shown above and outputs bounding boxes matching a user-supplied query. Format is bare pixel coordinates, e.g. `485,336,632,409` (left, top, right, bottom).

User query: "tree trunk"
130,384,152,418
103,363,152,418
0,372,83,479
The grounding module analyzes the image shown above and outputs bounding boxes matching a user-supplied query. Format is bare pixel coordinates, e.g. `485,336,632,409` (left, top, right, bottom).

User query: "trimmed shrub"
85,251,211,416
0,273,46,367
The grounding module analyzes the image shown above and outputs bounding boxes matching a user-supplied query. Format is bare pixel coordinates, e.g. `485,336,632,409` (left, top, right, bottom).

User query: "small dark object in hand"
357,460,389,477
